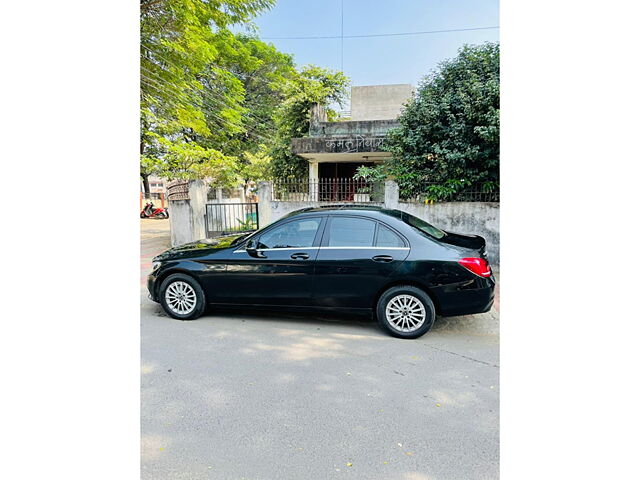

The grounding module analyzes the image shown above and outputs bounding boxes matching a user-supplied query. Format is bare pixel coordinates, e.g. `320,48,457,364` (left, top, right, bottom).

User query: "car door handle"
372,255,394,263
290,252,310,260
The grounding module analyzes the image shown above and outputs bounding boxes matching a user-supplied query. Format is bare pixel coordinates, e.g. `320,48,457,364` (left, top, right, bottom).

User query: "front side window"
258,218,321,249
327,217,376,247
376,224,405,248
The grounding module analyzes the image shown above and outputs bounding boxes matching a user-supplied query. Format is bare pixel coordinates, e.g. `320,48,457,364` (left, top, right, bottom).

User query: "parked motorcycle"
140,202,169,219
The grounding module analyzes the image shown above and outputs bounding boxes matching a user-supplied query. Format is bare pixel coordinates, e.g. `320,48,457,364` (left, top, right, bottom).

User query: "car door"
208,216,326,306
313,216,410,309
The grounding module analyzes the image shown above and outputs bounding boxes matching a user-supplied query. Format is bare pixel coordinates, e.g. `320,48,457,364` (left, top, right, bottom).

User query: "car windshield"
399,212,447,239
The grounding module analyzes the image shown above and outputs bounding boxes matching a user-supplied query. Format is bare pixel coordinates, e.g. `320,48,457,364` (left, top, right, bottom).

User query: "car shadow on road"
148,300,498,338
203,305,383,334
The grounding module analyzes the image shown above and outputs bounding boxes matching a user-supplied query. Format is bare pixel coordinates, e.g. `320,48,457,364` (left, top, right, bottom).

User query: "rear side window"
376,224,405,248
328,217,376,247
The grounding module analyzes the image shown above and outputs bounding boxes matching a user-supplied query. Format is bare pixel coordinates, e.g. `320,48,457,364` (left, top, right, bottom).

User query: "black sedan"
148,205,495,339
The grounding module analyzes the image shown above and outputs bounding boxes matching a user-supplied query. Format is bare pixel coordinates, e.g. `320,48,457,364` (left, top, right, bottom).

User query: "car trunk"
440,231,488,259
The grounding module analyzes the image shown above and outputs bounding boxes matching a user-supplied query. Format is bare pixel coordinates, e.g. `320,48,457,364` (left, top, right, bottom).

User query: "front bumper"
147,273,159,302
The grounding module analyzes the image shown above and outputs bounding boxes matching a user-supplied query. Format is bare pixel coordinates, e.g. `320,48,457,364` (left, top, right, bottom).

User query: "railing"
272,178,384,203
205,202,259,237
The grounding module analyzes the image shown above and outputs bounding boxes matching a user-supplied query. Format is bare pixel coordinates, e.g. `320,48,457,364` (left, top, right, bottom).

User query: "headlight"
152,261,162,271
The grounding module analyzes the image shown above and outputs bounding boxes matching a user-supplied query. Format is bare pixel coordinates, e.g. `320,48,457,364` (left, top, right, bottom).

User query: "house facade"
291,84,413,183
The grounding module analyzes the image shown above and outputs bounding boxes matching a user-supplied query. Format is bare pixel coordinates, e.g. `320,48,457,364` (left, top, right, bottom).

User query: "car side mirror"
245,239,264,258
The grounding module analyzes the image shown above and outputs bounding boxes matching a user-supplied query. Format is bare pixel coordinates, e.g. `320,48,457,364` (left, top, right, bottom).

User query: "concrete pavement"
141,219,500,479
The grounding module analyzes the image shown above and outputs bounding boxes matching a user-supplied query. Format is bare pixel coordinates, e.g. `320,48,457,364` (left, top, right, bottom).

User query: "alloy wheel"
385,294,426,333
164,281,197,315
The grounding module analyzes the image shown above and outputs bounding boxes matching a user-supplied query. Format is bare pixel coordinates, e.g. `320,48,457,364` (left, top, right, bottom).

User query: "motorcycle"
140,202,169,219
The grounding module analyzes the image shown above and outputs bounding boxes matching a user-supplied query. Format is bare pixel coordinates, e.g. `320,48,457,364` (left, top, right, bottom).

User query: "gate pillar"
257,181,272,228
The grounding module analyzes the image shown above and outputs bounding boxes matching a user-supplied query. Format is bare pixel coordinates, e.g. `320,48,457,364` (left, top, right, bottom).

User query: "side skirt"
208,302,372,315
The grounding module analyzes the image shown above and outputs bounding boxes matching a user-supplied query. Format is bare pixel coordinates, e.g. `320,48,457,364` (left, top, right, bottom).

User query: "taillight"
458,257,492,277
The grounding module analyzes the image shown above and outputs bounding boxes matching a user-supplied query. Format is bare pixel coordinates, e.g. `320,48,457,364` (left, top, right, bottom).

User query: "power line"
262,25,499,40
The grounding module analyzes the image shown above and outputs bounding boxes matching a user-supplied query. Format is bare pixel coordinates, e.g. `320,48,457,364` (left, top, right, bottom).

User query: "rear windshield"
399,212,447,240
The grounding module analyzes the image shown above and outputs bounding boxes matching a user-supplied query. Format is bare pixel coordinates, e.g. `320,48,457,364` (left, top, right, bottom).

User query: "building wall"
141,175,166,194
309,119,399,137
350,84,413,121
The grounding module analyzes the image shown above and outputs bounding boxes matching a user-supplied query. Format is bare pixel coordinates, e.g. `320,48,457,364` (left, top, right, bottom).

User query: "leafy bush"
384,43,500,201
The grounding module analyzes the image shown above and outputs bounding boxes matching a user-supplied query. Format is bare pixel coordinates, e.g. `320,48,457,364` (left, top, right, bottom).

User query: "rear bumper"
434,276,496,316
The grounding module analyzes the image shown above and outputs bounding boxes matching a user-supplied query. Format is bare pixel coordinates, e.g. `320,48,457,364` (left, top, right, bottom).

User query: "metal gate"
205,202,259,238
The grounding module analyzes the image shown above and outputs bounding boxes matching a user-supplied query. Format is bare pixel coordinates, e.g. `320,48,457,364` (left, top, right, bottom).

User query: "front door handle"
290,252,310,260
372,255,394,263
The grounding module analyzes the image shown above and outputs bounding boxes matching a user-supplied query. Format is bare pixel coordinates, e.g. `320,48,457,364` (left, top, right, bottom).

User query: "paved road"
141,219,499,480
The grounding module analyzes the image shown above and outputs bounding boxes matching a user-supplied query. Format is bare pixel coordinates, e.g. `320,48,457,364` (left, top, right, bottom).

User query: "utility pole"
340,0,344,71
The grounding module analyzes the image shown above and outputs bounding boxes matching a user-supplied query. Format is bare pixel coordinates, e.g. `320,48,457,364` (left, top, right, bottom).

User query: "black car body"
148,206,495,338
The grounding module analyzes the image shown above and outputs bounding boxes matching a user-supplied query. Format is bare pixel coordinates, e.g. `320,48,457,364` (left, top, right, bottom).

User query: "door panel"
312,217,410,309
207,216,325,306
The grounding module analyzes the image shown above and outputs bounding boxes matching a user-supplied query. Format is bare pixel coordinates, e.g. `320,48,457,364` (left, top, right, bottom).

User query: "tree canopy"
382,43,500,201
140,0,276,192
140,0,348,194
270,65,350,179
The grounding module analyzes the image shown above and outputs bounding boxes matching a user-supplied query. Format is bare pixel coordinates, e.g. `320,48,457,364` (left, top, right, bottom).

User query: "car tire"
376,285,435,339
159,273,206,321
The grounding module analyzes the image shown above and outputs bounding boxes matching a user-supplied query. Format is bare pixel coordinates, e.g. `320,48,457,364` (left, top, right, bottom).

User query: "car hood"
153,233,251,261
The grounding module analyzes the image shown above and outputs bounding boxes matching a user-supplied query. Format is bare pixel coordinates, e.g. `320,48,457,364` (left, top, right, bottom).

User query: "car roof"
282,204,401,219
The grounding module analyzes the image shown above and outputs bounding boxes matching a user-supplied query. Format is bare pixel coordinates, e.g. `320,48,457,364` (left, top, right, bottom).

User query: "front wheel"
376,285,435,339
159,273,206,320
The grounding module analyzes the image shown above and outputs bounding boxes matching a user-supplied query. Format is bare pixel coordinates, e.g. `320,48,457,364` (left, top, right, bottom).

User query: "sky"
237,0,499,90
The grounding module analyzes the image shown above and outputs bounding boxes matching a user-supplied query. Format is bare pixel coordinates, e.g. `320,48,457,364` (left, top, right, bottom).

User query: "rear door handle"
372,255,394,263
290,252,310,260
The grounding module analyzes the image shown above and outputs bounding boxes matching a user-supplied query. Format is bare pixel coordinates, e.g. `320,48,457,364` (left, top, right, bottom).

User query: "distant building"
292,84,413,182
140,175,166,199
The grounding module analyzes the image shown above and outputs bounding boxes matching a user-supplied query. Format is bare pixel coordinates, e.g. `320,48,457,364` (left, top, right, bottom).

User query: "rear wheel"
159,273,206,320
376,285,435,339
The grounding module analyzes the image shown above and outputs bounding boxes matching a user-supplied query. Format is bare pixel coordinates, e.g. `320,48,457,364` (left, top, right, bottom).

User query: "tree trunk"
141,172,151,199
140,137,151,199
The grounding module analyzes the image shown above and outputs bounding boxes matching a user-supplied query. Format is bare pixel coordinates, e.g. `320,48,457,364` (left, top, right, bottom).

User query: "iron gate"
205,202,259,238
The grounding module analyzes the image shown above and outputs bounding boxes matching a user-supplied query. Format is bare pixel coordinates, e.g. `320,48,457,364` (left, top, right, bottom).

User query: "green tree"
383,43,500,201
237,145,273,198
139,0,274,195
220,34,297,157
271,65,350,178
